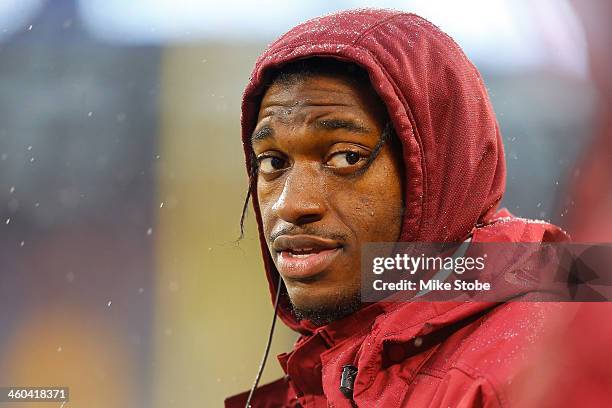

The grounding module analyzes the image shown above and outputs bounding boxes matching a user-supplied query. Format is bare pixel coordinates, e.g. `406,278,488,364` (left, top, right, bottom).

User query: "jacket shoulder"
476,211,570,243
428,302,566,406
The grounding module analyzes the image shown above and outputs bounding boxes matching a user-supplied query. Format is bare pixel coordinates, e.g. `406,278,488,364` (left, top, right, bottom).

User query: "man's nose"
271,165,326,225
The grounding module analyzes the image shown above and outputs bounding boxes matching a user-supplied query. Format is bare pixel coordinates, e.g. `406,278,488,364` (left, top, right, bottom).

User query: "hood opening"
241,9,508,333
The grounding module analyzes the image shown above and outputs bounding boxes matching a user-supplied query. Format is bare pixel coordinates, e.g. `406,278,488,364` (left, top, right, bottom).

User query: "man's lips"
272,235,342,280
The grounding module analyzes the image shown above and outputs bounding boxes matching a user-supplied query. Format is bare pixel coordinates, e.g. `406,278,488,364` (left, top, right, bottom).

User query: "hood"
240,9,562,334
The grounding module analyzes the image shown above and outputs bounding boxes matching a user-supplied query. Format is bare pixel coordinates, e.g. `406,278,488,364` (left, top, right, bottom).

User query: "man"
226,9,569,407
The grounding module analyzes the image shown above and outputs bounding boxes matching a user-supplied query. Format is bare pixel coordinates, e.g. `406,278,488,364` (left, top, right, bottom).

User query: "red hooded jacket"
226,9,570,408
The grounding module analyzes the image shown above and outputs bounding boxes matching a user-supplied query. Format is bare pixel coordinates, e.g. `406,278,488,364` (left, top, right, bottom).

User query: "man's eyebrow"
251,125,273,144
313,118,371,134
251,119,370,144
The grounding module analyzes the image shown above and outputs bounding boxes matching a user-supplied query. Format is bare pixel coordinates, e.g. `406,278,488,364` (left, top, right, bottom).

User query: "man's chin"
289,293,362,327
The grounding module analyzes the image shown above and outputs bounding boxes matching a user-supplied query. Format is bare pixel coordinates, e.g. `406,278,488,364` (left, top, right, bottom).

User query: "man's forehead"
260,75,368,107
257,90,365,127
257,101,356,124
252,75,387,144
251,116,372,145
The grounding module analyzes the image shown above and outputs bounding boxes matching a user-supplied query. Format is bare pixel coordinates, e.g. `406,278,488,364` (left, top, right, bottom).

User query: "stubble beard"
287,288,363,327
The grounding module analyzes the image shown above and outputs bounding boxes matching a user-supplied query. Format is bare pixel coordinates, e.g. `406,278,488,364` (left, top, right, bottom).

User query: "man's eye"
258,156,287,173
326,151,364,168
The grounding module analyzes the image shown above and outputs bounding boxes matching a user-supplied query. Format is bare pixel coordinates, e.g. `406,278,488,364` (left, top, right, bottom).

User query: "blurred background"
0,0,609,407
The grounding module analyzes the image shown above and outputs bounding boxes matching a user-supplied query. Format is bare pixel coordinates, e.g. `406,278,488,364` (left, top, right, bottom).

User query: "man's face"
252,74,404,324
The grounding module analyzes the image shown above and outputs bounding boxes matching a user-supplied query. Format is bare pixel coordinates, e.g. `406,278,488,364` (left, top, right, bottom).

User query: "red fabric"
510,303,612,408
228,9,571,407
519,4,612,407
563,0,612,242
